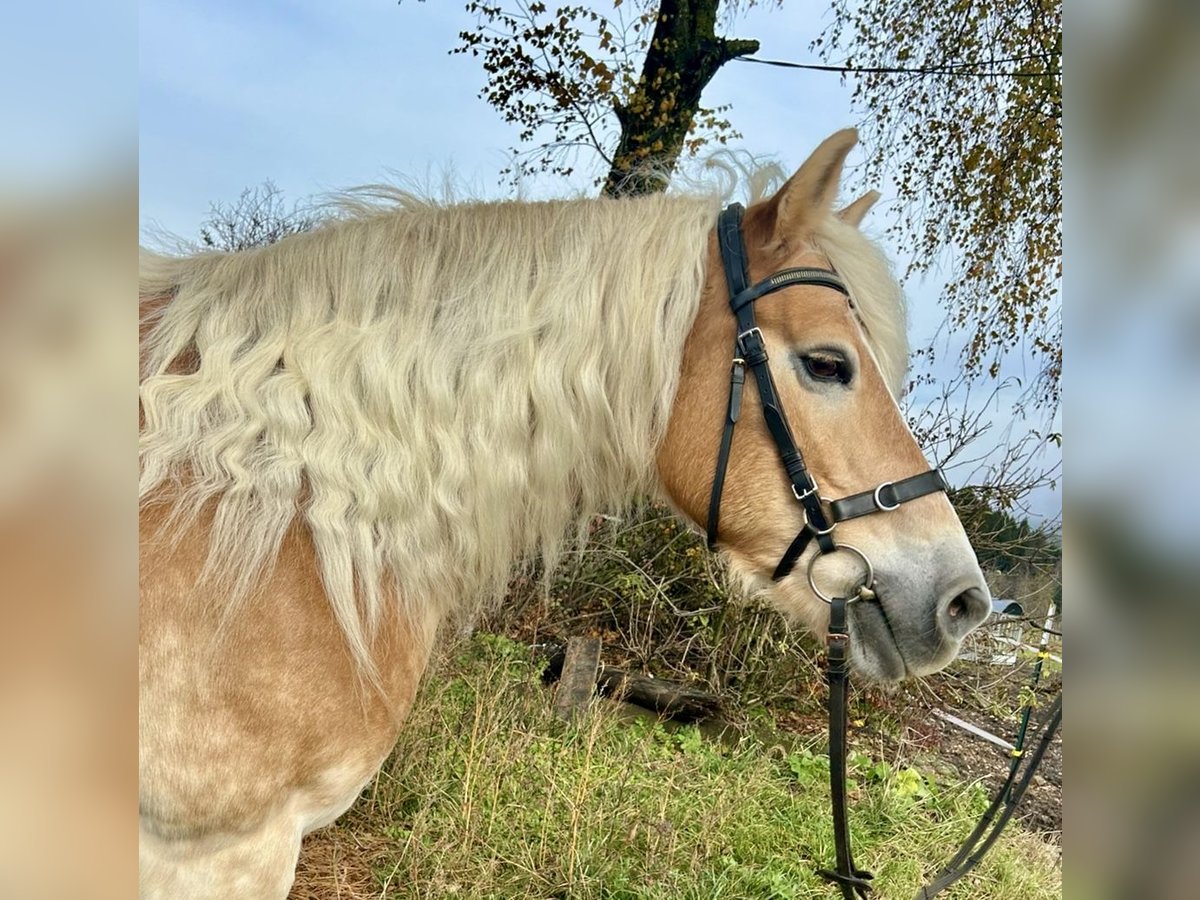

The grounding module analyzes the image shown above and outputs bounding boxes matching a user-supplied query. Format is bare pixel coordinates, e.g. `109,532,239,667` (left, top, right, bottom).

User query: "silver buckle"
736,326,763,350
792,481,818,502
872,482,900,512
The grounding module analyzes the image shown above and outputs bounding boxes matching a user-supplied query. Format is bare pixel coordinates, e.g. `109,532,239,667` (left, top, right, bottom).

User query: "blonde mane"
139,178,906,670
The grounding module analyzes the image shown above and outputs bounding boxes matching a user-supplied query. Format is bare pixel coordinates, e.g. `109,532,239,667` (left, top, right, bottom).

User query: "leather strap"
914,694,1062,899
915,597,1063,899
717,202,751,298
703,203,973,900
731,267,848,313
707,204,848,558
771,469,949,580
706,359,745,550
734,325,833,547
817,596,874,899
706,205,752,550
773,528,815,581
830,470,950,522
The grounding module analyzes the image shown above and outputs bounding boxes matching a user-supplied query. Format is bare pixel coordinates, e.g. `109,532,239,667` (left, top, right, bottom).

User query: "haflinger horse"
139,130,991,898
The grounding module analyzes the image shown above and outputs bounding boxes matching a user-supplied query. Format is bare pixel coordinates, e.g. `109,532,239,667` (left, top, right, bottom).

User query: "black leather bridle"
706,202,949,593
706,203,950,898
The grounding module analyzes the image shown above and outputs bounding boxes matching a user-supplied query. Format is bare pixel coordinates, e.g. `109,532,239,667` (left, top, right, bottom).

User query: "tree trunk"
602,0,757,197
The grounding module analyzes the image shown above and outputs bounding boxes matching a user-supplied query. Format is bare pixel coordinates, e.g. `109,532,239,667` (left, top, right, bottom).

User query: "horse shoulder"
139,500,436,896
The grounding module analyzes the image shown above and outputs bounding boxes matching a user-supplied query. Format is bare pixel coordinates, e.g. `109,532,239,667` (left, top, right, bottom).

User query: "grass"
295,634,1061,900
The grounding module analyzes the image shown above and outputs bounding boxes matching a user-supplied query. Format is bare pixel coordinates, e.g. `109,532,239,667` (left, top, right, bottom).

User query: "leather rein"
706,203,948,898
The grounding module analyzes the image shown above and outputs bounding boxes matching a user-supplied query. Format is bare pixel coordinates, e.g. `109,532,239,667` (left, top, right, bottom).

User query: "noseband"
705,203,949,599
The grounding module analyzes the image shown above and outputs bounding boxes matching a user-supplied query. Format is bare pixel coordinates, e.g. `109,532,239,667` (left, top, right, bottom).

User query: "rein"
914,597,1063,899
707,203,1060,898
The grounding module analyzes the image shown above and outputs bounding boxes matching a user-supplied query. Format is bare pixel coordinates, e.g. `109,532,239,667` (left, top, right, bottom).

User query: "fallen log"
542,644,721,723
552,637,602,721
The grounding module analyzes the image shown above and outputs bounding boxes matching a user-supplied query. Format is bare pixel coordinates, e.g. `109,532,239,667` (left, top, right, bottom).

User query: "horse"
138,129,991,898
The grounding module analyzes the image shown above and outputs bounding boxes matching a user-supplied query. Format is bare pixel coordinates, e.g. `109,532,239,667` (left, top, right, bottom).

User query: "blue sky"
140,1,855,234
1,4,134,181
138,0,1060,521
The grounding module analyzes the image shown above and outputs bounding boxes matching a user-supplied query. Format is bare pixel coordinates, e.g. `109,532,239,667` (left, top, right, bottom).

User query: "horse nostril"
939,585,990,640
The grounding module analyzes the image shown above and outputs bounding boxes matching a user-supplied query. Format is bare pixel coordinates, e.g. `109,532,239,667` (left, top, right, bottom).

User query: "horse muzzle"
848,573,992,681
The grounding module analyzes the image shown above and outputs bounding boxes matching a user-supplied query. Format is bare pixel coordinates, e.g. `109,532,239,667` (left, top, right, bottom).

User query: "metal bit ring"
806,543,875,605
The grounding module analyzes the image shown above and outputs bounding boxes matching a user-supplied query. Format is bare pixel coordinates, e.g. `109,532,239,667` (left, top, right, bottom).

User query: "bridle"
707,203,1060,899
706,202,948,598
708,202,948,896
707,202,948,898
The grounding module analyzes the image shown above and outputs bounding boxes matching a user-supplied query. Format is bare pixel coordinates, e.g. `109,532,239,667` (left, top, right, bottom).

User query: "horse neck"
138,195,716,641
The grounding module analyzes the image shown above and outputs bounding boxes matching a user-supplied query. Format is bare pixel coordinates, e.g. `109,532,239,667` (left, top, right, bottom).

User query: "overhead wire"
735,55,1060,78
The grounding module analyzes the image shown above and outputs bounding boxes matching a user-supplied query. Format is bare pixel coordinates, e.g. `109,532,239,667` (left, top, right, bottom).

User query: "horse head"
659,129,991,681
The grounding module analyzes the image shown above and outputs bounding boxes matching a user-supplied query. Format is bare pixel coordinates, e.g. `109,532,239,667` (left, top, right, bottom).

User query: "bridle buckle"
792,481,818,502
736,326,763,353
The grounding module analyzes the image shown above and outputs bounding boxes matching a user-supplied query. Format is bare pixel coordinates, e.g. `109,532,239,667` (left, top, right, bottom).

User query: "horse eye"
801,354,851,384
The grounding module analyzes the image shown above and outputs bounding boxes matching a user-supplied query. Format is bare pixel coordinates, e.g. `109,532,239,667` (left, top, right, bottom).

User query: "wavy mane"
139,176,907,671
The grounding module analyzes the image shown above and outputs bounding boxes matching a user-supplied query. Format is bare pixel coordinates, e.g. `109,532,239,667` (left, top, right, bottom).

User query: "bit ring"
806,543,874,605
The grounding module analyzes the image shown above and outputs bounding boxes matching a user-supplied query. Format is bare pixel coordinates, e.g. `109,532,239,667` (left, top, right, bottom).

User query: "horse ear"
836,190,880,228
771,128,859,238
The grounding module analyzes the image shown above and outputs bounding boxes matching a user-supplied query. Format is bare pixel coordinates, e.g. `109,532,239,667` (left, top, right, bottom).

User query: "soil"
876,666,1062,836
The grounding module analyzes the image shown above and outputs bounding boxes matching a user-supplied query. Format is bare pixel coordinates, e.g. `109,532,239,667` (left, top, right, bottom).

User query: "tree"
908,366,1060,522
819,0,1062,408
600,0,758,194
455,0,766,195
198,180,319,251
